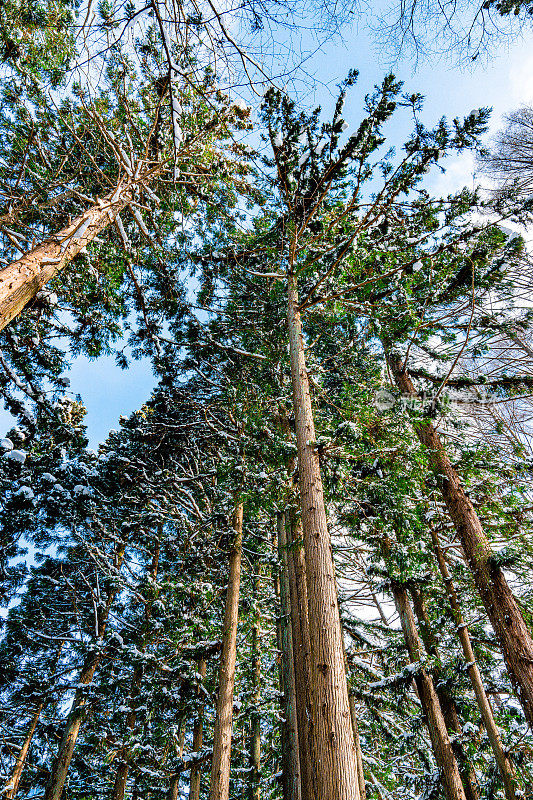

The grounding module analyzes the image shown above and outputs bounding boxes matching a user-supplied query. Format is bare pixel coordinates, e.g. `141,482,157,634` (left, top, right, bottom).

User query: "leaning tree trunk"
392,584,468,800
386,352,533,727
0,180,143,332
189,659,207,800
209,502,244,800
275,512,302,800
410,587,480,800
3,641,64,799
287,272,360,800
44,543,126,800
430,528,518,800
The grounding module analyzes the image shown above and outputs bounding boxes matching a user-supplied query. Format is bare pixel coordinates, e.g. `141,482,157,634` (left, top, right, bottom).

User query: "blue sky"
3,16,533,449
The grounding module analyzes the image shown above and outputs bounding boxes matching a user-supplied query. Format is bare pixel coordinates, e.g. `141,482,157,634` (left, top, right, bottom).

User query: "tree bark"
392,585,468,800
189,659,207,800
285,516,317,800
0,181,141,332
248,570,261,800
209,502,244,800
430,528,518,800
44,542,126,800
287,273,360,800
410,587,480,800
386,352,533,728
276,513,302,800
167,719,187,800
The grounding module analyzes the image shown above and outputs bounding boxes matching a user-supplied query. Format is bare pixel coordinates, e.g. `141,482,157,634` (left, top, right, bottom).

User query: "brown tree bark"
392,584,468,800
285,515,317,800
410,587,480,800
430,529,518,800
44,542,126,800
167,720,187,800
189,659,207,800
386,352,533,728
0,181,141,332
209,502,244,800
287,272,360,800
275,513,302,800
248,570,261,800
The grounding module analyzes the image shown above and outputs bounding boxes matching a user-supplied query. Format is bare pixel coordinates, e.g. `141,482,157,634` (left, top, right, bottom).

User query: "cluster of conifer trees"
1,2,533,799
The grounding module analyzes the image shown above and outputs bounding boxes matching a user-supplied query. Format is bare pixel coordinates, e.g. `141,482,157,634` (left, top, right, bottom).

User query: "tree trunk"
3,641,64,799
430,528,518,800
285,515,317,800
386,353,533,727
44,542,126,800
111,540,160,800
0,181,140,332
167,721,187,800
248,570,261,800
276,513,302,800
189,659,207,800
287,273,359,800
3,701,44,799
410,587,480,800
209,502,244,800
392,585,468,800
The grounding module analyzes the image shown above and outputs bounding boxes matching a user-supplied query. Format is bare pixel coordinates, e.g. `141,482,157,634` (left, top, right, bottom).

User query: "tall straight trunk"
349,696,367,800
167,720,187,800
430,529,518,800
248,571,261,800
285,515,317,800
44,542,126,800
111,540,160,800
4,642,64,799
410,587,479,800
189,659,207,800
386,352,533,726
209,502,244,800
392,585,468,800
275,513,302,800
287,273,359,800
0,181,140,332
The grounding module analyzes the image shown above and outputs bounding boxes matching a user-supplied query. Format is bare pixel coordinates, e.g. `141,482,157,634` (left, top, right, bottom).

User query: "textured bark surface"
189,659,207,800
0,182,139,331
430,529,518,800
209,503,243,800
248,572,261,800
44,543,126,800
387,353,533,728
276,513,302,800
287,275,359,800
3,701,44,799
286,517,317,800
393,586,468,800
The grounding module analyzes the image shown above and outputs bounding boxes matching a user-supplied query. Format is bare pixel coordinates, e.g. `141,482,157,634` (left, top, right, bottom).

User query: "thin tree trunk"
189,659,207,800
44,542,126,800
276,513,301,800
287,273,359,800
410,587,480,800
349,695,367,800
167,720,187,800
0,181,140,331
3,642,64,799
392,585,468,800
209,502,244,800
386,352,533,727
430,528,518,800
111,540,160,800
248,571,261,800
